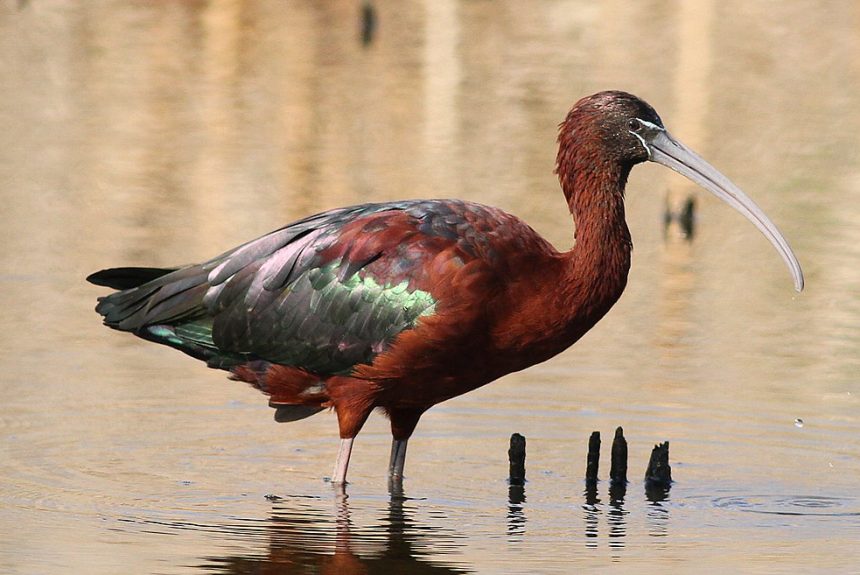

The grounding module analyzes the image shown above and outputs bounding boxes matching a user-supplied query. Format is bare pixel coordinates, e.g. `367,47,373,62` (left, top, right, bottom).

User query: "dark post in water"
508,433,526,485
645,441,672,486
609,426,628,485
585,431,601,484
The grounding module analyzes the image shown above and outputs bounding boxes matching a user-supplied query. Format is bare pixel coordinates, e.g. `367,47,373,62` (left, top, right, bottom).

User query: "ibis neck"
560,160,633,320
485,158,635,371
567,162,632,247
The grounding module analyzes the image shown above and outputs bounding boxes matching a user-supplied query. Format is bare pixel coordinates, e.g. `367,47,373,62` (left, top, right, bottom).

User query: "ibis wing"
93,201,453,374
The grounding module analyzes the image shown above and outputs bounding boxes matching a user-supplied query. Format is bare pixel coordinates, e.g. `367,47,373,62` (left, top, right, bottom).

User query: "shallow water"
1,1,859,573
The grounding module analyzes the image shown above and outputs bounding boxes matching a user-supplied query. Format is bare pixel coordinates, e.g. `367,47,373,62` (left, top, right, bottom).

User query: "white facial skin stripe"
629,118,664,159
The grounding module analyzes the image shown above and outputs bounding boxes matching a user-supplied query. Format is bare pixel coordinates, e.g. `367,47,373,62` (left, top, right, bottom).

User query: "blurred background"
1,1,858,573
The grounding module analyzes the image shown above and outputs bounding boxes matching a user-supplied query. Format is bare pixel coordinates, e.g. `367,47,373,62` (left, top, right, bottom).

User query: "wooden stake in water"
610,426,628,485
585,431,600,484
508,433,526,486
645,441,672,486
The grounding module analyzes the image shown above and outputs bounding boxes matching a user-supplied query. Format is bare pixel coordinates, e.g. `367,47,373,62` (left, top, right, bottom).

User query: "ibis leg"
389,438,408,479
387,407,424,482
332,437,355,484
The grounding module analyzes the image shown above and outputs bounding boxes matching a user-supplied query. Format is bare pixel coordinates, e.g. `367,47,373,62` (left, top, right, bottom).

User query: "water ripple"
712,495,860,517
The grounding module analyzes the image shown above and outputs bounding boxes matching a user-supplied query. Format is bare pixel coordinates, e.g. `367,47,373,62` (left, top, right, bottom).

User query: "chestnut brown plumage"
88,91,804,485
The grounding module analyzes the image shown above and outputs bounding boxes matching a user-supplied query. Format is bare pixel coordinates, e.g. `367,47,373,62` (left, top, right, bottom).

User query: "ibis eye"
628,118,643,132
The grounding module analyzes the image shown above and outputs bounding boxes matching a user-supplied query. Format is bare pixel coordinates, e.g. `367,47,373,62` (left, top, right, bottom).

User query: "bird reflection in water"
203,483,470,574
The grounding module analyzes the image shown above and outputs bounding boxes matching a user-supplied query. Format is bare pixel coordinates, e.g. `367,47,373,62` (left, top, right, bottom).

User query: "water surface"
1,1,859,573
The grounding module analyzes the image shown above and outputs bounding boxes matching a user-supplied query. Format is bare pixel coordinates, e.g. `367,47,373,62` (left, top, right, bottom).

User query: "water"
1,1,859,573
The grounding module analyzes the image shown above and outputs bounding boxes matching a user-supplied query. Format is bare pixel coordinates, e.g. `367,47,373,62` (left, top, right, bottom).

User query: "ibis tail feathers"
86,267,178,290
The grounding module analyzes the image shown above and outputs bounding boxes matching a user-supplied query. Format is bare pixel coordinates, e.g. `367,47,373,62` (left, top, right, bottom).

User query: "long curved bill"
647,130,804,292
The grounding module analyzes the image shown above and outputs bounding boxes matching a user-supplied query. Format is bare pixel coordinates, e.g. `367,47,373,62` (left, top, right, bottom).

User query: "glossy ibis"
88,91,803,485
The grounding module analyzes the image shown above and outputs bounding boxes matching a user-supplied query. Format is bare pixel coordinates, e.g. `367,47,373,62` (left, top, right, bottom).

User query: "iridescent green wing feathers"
91,201,444,375
226,262,436,373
